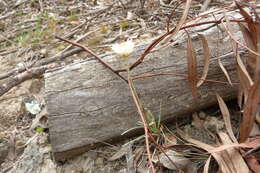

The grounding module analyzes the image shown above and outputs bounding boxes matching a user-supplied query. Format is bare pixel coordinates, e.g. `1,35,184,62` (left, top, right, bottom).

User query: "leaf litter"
0,0,260,173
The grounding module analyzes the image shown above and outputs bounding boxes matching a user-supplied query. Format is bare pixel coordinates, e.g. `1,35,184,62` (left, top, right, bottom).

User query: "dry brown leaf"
237,85,244,108
157,150,195,172
209,143,245,153
249,122,260,137
239,23,260,77
187,33,198,99
160,0,192,50
256,47,260,80
177,128,214,150
212,134,236,173
197,34,210,87
216,93,237,143
245,156,260,173
235,43,253,102
109,144,130,161
218,132,250,173
209,137,260,153
256,22,260,75
173,0,192,37
218,56,232,85
177,129,231,173
236,1,260,78
236,1,257,46
233,41,253,104
163,133,178,146
236,51,253,88
223,14,260,58
133,146,145,166
238,23,257,52
245,137,260,148
203,156,211,173
240,77,260,142
256,113,260,125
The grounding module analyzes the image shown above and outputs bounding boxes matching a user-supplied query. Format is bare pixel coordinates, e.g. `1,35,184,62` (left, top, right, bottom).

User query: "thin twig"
61,30,94,53
127,73,156,173
0,49,18,56
55,36,128,83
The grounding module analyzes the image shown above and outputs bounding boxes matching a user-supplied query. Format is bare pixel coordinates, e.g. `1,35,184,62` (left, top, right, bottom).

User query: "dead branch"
0,65,52,97
0,47,83,81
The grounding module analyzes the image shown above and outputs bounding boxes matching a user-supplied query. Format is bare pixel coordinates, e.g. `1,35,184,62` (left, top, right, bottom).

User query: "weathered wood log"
45,19,245,160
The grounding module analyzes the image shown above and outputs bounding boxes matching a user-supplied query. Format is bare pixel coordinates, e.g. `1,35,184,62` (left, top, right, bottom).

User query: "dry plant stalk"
229,2,260,143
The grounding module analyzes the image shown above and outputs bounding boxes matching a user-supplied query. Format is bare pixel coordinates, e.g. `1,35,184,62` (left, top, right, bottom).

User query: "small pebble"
198,111,206,119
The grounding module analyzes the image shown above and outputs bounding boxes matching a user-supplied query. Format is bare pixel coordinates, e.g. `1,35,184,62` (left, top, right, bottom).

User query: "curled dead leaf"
197,34,210,87
186,33,198,99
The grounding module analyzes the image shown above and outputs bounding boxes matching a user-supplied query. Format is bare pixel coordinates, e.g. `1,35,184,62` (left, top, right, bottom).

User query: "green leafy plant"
36,127,44,133
146,110,162,136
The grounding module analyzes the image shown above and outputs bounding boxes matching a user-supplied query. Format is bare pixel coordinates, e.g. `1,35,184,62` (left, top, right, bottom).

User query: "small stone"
204,116,224,132
198,112,206,119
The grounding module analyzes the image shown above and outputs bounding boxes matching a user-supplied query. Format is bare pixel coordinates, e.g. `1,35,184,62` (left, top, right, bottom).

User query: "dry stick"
133,0,190,70
0,66,49,97
61,30,94,53
127,73,156,173
0,49,18,56
53,21,88,44
166,0,182,32
55,36,128,83
0,34,16,45
0,47,83,80
0,11,15,20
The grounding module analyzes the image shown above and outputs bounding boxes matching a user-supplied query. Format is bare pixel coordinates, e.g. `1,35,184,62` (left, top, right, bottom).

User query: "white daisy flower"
111,40,135,58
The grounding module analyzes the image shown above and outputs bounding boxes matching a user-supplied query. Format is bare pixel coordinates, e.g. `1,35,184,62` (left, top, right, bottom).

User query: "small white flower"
111,40,135,58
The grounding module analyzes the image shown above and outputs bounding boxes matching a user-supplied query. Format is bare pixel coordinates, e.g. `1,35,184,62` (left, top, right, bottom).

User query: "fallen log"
45,17,245,160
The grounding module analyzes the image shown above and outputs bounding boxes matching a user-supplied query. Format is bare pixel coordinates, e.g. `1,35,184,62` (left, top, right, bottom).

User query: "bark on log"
45,18,245,160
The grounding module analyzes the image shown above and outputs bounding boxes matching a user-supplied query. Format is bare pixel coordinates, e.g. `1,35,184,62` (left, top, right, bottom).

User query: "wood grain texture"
45,21,244,160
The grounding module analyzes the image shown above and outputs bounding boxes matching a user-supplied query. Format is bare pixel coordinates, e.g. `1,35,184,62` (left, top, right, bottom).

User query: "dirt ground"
0,0,252,172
